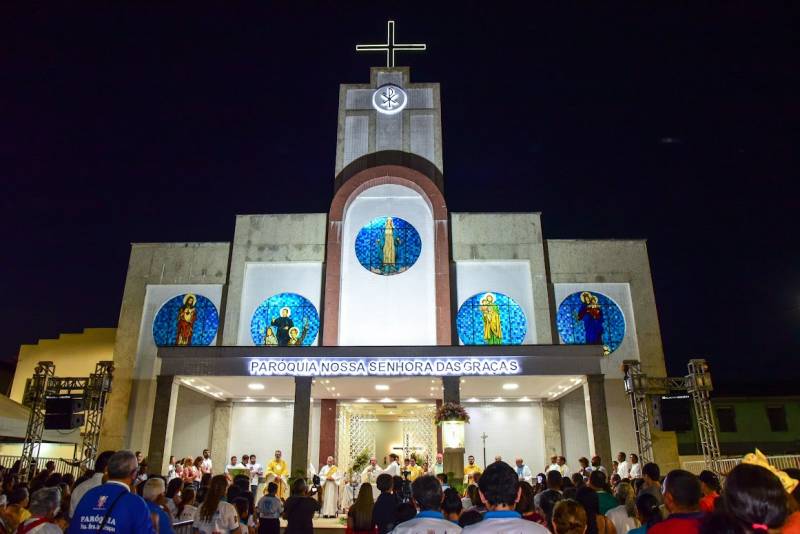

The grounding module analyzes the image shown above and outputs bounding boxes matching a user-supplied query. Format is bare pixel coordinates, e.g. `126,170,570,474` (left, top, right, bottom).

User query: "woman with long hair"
193,474,240,533
701,463,789,534
347,483,375,534
553,499,589,534
606,482,639,533
181,456,198,487
576,486,617,534
516,481,545,524
165,477,183,517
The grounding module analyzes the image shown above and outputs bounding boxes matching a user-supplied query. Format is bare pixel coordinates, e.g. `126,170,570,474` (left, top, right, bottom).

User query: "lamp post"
481,432,488,468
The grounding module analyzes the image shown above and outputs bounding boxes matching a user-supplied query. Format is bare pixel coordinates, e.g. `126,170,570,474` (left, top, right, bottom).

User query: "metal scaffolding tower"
19,360,114,480
19,362,55,482
623,358,722,474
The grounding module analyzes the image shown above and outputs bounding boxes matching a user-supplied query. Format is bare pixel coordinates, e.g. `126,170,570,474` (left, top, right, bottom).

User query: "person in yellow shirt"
464,454,483,484
0,487,31,532
408,458,424,481
265,449,290,499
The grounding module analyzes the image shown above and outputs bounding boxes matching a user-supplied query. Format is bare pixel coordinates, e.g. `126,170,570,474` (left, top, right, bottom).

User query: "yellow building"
1,328,116,459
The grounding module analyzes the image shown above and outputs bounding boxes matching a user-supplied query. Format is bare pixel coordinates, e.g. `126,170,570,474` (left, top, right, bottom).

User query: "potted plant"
436,402,469,449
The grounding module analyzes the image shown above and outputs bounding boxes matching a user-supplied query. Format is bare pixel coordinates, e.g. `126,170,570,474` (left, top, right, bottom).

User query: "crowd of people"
0,447,798,533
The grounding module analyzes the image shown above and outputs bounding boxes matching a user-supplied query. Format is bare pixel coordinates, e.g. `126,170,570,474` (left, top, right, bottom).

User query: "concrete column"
542,401,562,467
442,376,460,404
291,377,312,479
319,399,337,468
584,375,612,467
441,377,463,483
210,401,233,474
146,375,179,475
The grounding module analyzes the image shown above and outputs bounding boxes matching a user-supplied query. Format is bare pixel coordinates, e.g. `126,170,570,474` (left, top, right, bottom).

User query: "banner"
248,357,521,377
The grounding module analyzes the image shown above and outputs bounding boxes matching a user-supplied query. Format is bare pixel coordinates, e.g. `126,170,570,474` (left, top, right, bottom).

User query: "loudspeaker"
45,396,85,414
44,413,85,430
654,394,693,431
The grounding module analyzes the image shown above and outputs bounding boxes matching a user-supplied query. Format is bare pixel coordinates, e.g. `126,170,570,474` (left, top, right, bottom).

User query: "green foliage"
448,477,466,496
351,448,370,474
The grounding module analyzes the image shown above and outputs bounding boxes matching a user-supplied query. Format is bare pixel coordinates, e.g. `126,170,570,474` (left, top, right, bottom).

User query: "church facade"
99,64,679,478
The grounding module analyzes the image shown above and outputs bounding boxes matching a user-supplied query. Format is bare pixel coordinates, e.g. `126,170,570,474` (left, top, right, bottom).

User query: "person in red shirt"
648,470,705,534
697,470,720,513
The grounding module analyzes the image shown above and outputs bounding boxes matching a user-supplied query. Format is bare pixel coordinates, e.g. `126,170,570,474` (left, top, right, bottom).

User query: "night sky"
2,4,797,392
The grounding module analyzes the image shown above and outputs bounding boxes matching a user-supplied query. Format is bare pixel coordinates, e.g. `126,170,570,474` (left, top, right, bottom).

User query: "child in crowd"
256,482,283,534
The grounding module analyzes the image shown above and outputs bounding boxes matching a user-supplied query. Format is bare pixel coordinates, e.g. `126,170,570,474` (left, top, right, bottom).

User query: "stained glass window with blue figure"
456,292,527,345
152,293,219,347
250,292,320,346
556,291,626,355
354,216,422,275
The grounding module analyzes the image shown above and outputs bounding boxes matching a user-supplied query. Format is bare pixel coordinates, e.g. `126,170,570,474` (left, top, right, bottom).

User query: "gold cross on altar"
356,20,427,68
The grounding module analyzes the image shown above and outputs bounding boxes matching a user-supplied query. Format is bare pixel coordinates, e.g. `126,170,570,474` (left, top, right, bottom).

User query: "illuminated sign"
248,358,521,377
372,85,408,115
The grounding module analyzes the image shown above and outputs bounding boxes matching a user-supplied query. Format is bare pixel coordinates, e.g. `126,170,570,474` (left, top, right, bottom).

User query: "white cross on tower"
356,20,427,68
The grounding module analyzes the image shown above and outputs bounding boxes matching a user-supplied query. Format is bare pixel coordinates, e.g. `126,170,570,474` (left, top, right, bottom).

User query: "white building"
98,63,679,478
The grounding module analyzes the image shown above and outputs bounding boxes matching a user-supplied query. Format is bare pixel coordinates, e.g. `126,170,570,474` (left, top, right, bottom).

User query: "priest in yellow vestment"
265,449,290,499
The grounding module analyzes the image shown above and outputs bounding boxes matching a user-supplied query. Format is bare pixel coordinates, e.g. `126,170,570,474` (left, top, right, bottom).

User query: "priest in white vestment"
382,453,401,478
361,457,382,499
319,456,341,518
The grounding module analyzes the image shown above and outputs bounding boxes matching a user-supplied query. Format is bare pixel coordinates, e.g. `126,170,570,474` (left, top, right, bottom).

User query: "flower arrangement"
350,448,370,474
435,402,470,424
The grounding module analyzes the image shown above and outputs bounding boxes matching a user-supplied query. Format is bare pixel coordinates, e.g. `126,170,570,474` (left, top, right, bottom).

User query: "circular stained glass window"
250,292,320,346
354,216,422,276
153,293,219,346
556,291,626,355
456,292,527,345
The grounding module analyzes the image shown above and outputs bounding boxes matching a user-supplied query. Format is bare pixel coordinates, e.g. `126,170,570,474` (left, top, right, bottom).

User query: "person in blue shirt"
143,478,175,534
69,449,156,533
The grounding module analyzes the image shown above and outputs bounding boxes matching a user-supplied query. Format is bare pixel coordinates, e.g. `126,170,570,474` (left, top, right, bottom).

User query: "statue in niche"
271,307,294,346
577,291,604,345
480,293,503,345
263,327,278,346
375,216,402,273
175,294,197,345
287,318,310,346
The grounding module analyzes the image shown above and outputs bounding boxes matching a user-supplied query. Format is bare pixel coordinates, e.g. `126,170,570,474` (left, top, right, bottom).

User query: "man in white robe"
361,457,382,500
319,456,341,518
515,458,533,484
381,453,401,478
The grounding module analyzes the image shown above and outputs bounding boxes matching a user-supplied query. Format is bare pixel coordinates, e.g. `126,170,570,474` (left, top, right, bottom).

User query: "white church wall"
455,261,537,344
450,213,554,344
172,385,215,460
339,184,436,345
553,283,640,379
559,388,591,465
308,402,321,472
127,283,223,453
546,240,666,378
229,402,295,468
604,378,639,462
464,402,545,469
237,262,323,346
221,214,327,346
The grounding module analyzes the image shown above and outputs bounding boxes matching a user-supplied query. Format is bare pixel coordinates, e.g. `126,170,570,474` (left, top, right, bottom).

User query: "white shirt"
546,463,560,473
382,461,400,478
629,462,642,478
559,464,571,477
617,460,631,478
248,462,263,486
391,511,461,534
514,464,533,484
179,504,197,522
201,457,213,474
69,472,105,518
16,518,62,534
193,500,239,534
606,505,640,533
225,462,245,475
362,463,381,484
463,512,550,534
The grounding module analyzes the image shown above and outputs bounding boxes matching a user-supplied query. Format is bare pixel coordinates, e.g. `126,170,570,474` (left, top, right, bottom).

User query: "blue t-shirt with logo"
146,500,174,534
69,481,156,533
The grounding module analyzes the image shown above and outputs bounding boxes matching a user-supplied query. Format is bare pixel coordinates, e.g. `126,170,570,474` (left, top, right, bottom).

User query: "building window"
716,406,737,432
766,405,788,432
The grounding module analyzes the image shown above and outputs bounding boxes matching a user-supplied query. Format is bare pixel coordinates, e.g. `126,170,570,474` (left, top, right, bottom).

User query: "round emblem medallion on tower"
372,84,408,115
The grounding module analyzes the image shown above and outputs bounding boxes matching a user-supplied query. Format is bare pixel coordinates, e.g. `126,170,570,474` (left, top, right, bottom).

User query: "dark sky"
2,4,798,391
